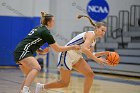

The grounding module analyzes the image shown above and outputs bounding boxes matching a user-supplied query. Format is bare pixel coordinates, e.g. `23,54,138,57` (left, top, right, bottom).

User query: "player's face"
97,26,107,38
48,17,55,29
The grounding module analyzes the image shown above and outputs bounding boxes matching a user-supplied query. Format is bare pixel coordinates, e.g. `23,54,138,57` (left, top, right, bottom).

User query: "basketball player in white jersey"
35,16,109,93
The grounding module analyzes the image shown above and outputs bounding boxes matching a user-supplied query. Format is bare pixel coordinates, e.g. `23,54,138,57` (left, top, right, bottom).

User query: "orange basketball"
106,52,120,66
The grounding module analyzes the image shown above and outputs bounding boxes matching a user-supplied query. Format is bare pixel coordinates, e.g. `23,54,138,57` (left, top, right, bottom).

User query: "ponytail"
77,15,106,28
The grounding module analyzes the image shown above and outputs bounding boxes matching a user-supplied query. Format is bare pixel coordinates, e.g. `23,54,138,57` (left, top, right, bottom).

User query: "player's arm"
50,43,80,52
81,32,105,64
42,30,80,52
94,51,109,57
89,46,94,52
36,48,49,54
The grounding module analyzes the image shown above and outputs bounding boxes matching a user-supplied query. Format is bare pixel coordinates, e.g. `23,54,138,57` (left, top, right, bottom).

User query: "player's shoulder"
86,31,94,36
35,25,49,32
87,31,94,33
83,31,94,40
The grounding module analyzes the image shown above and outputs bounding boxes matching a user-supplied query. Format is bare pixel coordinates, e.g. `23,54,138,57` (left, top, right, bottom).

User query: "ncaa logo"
87,0,110,22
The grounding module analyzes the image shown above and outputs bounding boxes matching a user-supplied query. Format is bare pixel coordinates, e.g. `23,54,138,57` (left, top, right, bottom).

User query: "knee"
59,80,70,87
33,65,41,72
85,71,94,79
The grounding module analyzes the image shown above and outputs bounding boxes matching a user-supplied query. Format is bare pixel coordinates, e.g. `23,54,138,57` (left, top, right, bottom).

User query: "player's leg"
19,64,31,93
35,68,71,93
73,58,94,93
19,56,41,93
45,68,71,89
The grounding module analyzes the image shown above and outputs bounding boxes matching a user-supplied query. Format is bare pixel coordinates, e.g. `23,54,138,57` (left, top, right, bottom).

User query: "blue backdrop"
0,16,40,66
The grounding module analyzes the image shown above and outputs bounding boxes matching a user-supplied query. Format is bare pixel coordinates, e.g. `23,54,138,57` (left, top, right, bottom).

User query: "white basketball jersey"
57,31,96,70
66,31,96,47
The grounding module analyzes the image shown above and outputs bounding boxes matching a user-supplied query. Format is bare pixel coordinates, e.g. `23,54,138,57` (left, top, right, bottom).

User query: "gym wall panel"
0,0,50,65
0,16,40,65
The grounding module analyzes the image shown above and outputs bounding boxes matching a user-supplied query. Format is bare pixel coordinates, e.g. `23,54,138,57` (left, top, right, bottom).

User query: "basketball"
106,52,120,66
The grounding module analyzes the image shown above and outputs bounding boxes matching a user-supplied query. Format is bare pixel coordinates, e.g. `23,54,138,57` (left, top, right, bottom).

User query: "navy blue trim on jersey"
64,51,70,70
57,37,84,70
77,41,84,45
57,52,63,67
67,37,83,46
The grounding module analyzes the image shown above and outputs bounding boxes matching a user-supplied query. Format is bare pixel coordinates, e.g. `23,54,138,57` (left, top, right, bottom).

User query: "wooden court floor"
0,68,140,93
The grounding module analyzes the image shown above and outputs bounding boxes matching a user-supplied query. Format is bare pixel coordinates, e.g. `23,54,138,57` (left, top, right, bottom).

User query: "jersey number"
28,29,36,35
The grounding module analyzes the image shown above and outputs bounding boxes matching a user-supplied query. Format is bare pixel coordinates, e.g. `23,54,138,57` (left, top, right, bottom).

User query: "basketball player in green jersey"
13,12,80,93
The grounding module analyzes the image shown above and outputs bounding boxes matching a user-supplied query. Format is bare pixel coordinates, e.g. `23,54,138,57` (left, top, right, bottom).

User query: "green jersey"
14,25,55,62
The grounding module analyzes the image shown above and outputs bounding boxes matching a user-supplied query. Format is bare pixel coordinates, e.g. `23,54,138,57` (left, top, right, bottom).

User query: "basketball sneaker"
35,83,45,93
21,86,31,93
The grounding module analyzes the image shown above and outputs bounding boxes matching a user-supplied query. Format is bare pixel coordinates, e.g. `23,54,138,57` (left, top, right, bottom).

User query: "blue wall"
0,16,40,66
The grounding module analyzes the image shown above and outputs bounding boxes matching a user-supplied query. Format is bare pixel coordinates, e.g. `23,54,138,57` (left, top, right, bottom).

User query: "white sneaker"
21,86,31,93
21,89,31,93
35,83,44,93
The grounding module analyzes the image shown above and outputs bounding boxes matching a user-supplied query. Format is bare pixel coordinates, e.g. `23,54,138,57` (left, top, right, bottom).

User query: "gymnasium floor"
0,68,140,93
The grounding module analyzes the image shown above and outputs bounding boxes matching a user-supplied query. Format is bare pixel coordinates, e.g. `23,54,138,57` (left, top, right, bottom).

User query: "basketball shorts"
14,50,33,64
57,50,82,70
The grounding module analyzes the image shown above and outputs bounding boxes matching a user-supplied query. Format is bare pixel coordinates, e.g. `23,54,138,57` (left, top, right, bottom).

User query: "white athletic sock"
41,84,45,90
22,86,30,92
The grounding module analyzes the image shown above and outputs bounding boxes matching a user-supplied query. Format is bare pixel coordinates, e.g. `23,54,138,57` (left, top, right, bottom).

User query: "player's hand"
73,45,80,50
36,48,49,55
43,47,50,53
97,57,108,66
105,51,110,56
36,49,42,54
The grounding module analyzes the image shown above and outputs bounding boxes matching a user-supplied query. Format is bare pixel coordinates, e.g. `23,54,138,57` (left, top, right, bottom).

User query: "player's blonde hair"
77,15,106,28
95,22,106,28
40,11,54,25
